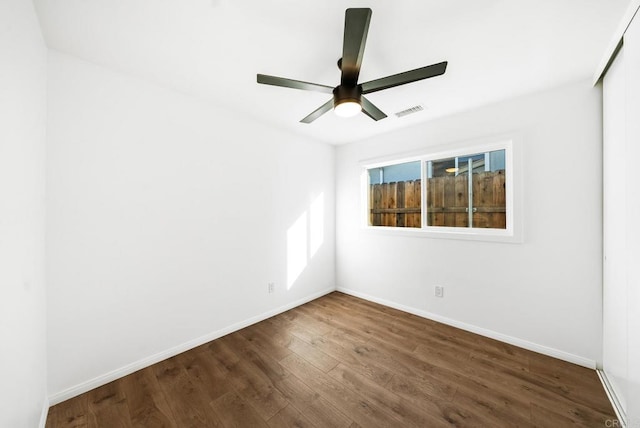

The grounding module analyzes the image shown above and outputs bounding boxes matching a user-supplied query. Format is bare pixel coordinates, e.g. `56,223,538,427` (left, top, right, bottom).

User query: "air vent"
395,105,424,118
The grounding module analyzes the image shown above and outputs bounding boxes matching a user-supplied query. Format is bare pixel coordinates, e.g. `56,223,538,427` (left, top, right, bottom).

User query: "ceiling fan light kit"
334,101,362,118
257,8,447,124
333,85,363,118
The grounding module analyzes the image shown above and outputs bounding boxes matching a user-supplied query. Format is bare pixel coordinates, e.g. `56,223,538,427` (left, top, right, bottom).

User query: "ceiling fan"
257,8,447,124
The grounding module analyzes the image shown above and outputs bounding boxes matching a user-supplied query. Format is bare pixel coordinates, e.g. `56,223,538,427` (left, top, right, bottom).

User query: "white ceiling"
34,0,628,145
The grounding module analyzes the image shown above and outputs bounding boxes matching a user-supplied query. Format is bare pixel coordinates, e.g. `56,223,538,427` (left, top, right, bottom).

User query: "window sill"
362,225,523,244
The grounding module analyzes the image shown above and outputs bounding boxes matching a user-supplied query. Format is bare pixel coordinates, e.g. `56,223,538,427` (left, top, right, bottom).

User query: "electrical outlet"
268,282,275,294
434,285,444,298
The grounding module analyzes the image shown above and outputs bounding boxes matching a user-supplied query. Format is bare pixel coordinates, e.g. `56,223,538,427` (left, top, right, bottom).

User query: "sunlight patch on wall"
309,193,324,258
287,212,307,289
286,192,325,289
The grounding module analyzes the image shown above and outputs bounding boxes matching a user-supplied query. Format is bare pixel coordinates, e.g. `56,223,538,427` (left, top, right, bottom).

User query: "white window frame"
360,135,522,243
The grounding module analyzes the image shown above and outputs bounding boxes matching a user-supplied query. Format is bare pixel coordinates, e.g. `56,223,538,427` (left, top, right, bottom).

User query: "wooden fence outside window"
369,170,506,229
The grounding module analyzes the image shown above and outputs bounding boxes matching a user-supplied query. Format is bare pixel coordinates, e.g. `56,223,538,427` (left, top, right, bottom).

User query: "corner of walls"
39,398,50,428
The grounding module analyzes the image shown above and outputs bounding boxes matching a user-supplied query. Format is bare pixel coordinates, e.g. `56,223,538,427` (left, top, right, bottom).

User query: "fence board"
443,174,456,226
492,170,507,228
397,181,406,227
406,180,421,227
428,177,444,227
454,174,468,227
385,182,397,227
371,184,382,226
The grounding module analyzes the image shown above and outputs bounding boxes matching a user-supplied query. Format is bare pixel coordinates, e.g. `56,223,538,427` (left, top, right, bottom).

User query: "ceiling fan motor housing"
333,85,362,108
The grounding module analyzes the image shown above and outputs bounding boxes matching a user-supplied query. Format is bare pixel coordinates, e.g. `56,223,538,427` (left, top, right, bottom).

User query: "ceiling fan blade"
300,99,334,124
257,74,334,94
361,96,387,121
361,61,448,94
341,8,372,86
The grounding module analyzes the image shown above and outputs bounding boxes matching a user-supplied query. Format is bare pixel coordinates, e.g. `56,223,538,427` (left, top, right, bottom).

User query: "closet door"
603,43,628,415
624,13,640,425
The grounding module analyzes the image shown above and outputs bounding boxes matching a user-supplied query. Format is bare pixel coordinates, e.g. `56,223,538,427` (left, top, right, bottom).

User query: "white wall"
0,0,48,426
336,80,603,366
46,52,335,401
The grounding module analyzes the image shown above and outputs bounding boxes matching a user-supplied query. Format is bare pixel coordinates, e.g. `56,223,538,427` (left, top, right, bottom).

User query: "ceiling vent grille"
395,105,424,118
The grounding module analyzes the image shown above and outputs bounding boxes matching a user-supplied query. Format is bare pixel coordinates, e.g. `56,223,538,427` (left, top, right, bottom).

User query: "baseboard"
48,287,335,406
336,287,597,369
39,396,49,428
597,369,627,427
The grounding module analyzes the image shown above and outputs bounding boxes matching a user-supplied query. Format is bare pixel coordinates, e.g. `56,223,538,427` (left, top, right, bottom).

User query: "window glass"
426,149,506,229
368,161,421,228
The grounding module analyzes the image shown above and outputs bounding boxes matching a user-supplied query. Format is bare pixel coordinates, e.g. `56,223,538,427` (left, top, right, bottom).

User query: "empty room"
3,0,640,426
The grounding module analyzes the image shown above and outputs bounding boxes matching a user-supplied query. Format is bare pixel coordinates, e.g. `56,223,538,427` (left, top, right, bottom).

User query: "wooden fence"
369,170,506,229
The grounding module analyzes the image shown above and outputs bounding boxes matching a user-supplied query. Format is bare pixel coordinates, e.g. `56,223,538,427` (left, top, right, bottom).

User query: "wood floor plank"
177,349,234,403
45,404,58,428
236,322,293,361
303,329,394,387
530,402,578,427
328,363,451,428
530,401,619,427
304,300,418,353
210,391,269,428
462,351,615,423
528,352,615,410
51,393,88,428
216,329,320,414
45,292,616,428
152,357,224,427
289,307,336,334
387,371,457,405
387,373,503,427
299,396,353,428
278,307,334,337
119,368,175,427
337,327,465,399
205,339,289,420
227,325,351,427
286,334,339,373
413,340,473,369
280,353,401,428
450,383,534,427
262,316,320,344
86,380,132,428
267,404,316,428
322,293,437,335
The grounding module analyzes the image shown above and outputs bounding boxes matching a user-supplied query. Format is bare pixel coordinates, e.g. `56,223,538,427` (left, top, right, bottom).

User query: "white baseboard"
39,396,49,428
597,369,627,427
48,287,335,406
336,287,597,369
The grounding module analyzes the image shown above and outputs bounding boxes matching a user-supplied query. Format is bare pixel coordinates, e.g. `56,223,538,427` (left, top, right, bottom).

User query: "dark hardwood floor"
46,292,617,427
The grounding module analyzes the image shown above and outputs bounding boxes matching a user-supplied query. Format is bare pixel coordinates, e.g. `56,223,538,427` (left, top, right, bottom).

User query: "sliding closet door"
603,11,640,422
603,44,628,415
624,13,640,426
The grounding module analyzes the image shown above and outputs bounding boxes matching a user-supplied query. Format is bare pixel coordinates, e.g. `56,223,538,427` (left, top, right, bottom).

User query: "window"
368,161,422,228
426,149,506,229
363,139,517,241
